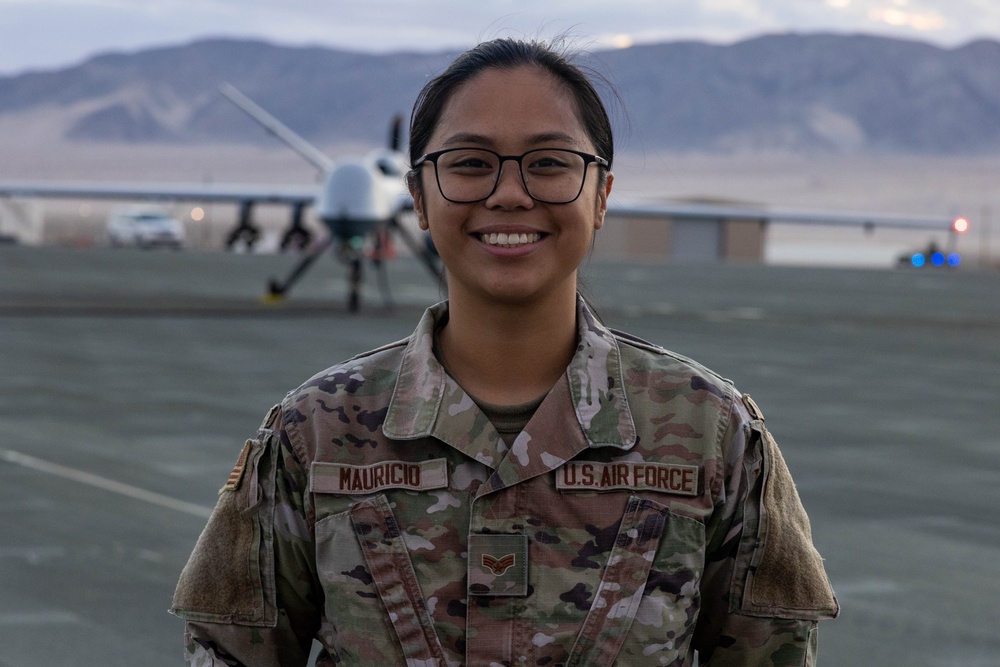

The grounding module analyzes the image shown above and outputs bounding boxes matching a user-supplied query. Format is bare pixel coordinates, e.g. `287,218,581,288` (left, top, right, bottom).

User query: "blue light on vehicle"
911,253,926,267
947,253,961,267
931,252,945,266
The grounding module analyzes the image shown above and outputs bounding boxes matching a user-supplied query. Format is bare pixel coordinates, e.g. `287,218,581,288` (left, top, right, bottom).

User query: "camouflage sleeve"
171,406,321,666
694,394,839,666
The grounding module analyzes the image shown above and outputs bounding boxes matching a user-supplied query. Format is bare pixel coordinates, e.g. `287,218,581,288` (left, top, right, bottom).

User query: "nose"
485,157,534,208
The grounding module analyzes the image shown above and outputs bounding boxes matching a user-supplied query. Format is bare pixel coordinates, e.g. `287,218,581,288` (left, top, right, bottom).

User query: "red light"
953,217,969,233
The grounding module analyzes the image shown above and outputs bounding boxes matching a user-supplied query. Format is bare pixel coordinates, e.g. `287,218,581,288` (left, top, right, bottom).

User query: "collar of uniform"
382,297,636,454
382,301,449,440
571,296,637,450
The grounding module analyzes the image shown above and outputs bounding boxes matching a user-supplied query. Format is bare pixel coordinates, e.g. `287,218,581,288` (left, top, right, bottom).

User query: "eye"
524,150,576,174
439,150,497,173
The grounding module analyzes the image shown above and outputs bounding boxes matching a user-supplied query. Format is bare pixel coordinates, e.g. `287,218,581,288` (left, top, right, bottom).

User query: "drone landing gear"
263,234,392,313
264,236,334,304
225,201,262,251
279,202,312,251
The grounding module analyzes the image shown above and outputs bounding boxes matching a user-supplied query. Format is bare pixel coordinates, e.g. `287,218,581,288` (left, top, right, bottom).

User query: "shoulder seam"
291,337,409,393
611,328,733,387
342,336,409,363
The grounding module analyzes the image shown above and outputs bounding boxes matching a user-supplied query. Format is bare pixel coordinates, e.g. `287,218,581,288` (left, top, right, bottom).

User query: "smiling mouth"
478,232,542,248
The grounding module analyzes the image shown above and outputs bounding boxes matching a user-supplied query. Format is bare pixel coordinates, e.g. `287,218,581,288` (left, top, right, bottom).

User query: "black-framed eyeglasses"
412,147,609,204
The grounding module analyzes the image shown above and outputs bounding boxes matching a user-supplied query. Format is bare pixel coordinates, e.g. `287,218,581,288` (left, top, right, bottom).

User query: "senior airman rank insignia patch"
482,553,516,576
468,534,528,597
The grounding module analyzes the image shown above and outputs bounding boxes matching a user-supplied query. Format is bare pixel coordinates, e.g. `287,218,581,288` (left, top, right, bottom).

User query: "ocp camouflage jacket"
172,298,839,666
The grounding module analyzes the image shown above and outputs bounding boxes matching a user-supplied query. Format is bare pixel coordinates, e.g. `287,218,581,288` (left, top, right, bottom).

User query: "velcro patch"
220,440,253,493
556,461,699,496
310,458,448,494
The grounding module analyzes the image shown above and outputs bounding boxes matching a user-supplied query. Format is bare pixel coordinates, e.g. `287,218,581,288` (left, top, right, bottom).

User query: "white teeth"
479,232,541,247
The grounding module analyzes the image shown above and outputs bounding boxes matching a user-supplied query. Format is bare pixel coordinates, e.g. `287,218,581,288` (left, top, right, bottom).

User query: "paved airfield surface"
1,246,998,666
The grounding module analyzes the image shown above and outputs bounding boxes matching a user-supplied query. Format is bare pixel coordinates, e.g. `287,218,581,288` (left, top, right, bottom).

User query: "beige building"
595,200,767,263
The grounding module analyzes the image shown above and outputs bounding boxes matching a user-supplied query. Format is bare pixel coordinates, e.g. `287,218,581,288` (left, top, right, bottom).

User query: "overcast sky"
2,0,999,75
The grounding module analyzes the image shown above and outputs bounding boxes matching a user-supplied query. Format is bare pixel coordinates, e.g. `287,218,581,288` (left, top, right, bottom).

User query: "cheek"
423,196,467,231
422,205,466,258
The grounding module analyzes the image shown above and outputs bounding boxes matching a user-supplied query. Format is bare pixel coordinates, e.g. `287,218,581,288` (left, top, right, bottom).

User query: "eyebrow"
440,131,583,149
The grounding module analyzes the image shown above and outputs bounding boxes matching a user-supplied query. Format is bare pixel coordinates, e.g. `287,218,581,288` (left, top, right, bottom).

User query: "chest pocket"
568,495,705,667
314,494,446,666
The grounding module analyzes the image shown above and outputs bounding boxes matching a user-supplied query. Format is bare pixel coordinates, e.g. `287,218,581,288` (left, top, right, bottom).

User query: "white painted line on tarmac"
1,449,213,519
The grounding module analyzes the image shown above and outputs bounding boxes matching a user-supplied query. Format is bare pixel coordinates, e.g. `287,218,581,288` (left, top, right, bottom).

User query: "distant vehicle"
107,208,185,249
897,238,962,269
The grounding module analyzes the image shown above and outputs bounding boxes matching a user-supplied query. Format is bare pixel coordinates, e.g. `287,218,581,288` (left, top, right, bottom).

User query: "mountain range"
1,33,999,155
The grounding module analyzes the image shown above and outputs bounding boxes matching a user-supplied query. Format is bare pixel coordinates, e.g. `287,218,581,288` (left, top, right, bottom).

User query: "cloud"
2,0,1000,75
868,6,947,31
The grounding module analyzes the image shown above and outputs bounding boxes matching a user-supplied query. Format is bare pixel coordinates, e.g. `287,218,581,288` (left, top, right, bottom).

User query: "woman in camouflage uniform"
172,38,838,666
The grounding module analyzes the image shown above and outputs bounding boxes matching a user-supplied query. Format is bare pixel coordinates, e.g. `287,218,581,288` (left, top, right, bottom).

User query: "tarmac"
1,244,999,666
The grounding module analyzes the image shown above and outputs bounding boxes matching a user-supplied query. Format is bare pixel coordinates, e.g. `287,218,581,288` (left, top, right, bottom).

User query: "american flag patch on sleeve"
221,440,253,493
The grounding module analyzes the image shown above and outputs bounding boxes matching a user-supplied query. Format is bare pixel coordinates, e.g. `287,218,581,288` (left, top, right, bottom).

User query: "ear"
407,173,429,231
594,171,612,231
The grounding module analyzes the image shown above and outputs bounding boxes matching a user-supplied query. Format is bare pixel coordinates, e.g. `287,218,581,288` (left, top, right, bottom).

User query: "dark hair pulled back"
407,38,614,189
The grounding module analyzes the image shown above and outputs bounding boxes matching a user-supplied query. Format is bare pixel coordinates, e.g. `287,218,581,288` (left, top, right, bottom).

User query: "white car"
107,209,185,249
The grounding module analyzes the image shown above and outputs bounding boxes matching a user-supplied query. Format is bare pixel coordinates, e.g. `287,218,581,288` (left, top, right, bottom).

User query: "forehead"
430,66,591,150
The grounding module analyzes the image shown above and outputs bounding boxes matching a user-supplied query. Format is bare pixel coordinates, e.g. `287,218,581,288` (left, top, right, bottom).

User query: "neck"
439,282,579,406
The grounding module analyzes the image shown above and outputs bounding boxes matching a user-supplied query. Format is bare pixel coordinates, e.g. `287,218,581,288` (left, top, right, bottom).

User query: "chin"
482,276,577,307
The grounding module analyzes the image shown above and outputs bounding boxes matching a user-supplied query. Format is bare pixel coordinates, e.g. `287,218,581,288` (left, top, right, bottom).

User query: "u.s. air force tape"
310,458,449,494
556,461,700,496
